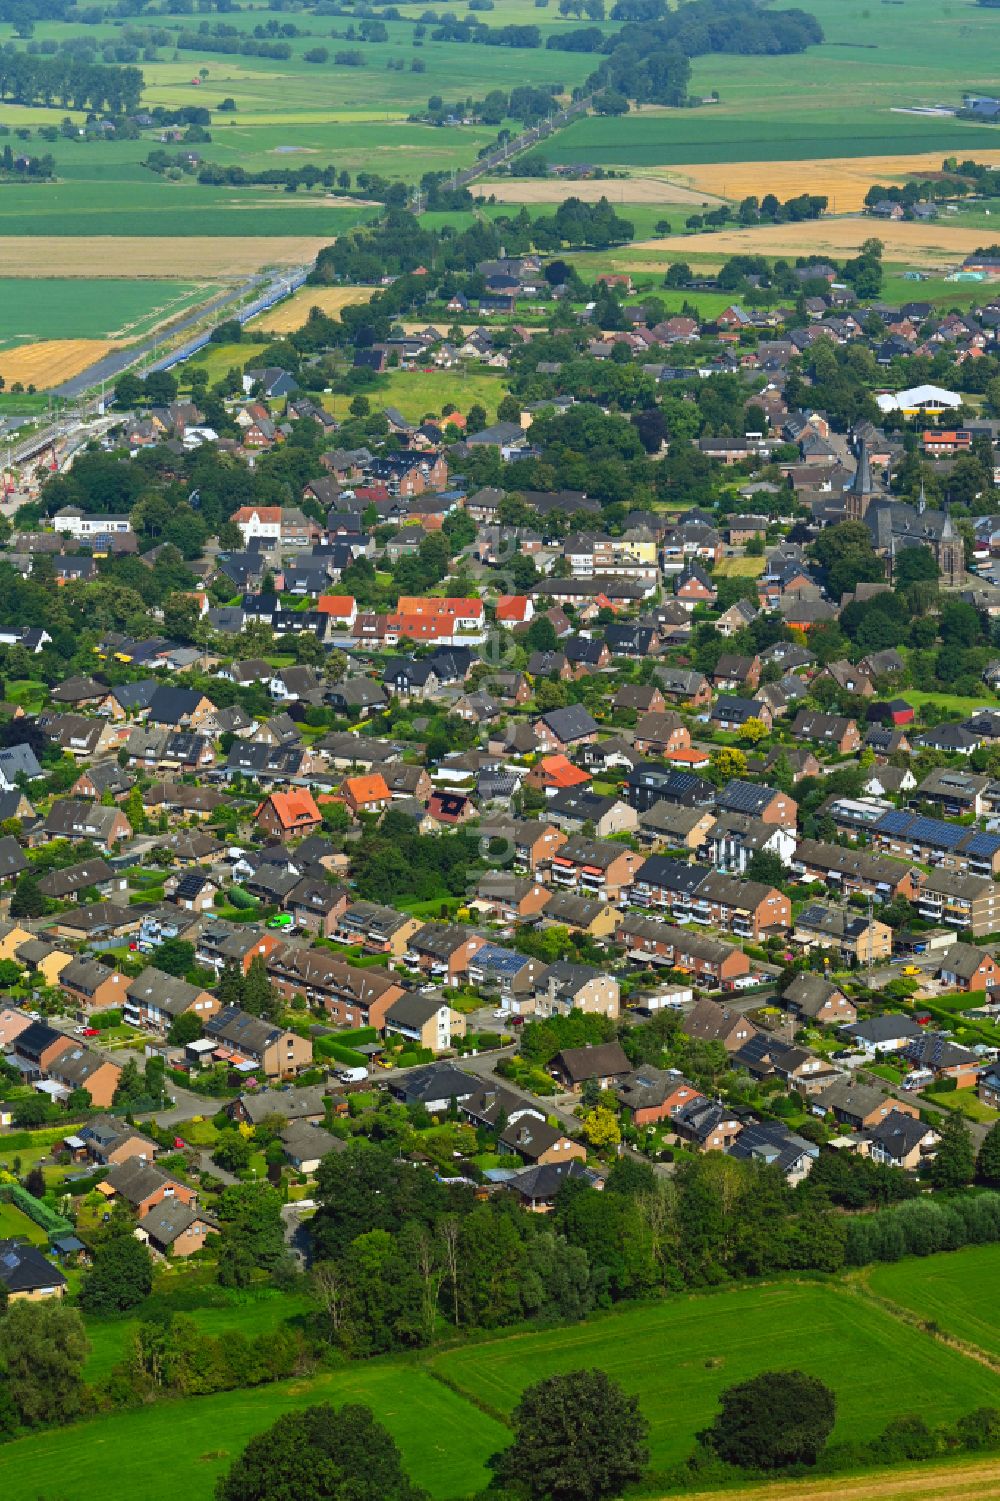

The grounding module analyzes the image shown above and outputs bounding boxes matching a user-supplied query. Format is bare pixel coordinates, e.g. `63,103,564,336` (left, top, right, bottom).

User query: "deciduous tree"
491,1368,649,1501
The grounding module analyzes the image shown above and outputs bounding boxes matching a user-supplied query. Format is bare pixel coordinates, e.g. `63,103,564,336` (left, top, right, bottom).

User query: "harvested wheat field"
681,1457,1000,1501
474,175,725,207
643,218,994,267
661,151,1000,213
0,340,121,386
0,237,330,280
249,284,374,332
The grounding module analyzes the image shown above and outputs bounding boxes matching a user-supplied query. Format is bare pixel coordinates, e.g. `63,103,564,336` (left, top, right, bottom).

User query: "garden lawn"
430,1282,1000,1472
904,689,1000,716
922,1086,1000,1123
0,1363,507,1501
333,368,509,425
714,556,765,577
0,1200,47,1244
867,1246,1000,1359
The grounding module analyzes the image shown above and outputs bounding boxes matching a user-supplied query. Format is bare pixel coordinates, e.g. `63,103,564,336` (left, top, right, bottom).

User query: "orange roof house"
389,596,486,645
395,597,483,622
664,746,712,769
342,773,392,816
254,789,322,842
316,595,358,625
496,595,534,625
525,755,592,794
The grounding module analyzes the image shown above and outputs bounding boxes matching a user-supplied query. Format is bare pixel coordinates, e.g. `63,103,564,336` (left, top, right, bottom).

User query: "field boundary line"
421,1362,511,1428
845,1269,1000,1372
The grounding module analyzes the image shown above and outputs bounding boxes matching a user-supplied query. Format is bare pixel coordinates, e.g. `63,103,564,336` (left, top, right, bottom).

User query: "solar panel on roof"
475,945,526,975
961,831,1000,857
907,816,964,849
874,809,913,835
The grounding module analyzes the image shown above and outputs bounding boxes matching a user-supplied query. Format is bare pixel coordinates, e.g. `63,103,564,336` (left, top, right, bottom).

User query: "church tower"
845,439,878,520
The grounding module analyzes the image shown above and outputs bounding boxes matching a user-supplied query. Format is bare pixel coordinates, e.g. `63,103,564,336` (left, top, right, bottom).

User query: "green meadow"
429,1283,1000,1472
0,1363,509,1501
3,1278,999,1501
546,0,1000,167
867,1245,1000,1359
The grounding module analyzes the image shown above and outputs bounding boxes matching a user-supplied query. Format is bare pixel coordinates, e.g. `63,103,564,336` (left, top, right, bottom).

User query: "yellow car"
900,965,922,977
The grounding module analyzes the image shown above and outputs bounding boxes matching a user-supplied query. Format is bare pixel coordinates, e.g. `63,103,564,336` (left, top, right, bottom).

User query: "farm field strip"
654,151,1000,213
473,176,726,207
637,219,998,266
0,279,211,345
678,1457,1000,1501
0,238,330,279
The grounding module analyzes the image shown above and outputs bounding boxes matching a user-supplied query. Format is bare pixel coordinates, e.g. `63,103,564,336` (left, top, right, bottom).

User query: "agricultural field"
650,151,1000,215
0,340,123,390
430,1283,1000,1474
547,0,1000,171
631,218,999,269
247,284,376,333
867,1245,1000,1359
474,175,726,208
1,1273,998,1501
0,279,208,346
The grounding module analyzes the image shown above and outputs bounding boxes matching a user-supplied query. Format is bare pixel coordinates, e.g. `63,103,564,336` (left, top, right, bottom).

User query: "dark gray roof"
0,1240,66,1295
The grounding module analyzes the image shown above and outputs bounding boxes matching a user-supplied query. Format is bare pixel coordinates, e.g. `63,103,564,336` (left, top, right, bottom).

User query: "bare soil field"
0,340,122,386
0,238,330,279
642,218,994,266
473,175,725,207
249,284,374,332
680,1457,1000,1501
662,151,1000,213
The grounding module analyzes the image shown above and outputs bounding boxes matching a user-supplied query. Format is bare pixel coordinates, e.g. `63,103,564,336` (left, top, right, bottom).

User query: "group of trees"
0,144,54,178
0,49,142,112
585,0,820,106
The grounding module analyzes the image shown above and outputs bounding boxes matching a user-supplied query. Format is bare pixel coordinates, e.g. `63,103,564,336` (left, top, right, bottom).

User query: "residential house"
254,789,323,842
782,972,858,1026
204,1006,313,1079
268,950,405,1028
124,968,219,1035
0,1242,66,1302
383,992,465,1053
136,1201,218,1259
549,1041,631,1091
682,997,760,1052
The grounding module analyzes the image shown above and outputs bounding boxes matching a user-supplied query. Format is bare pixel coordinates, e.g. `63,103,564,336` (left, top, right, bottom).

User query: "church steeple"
846,439,876,519
850,439,873,497
917,479,927,515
